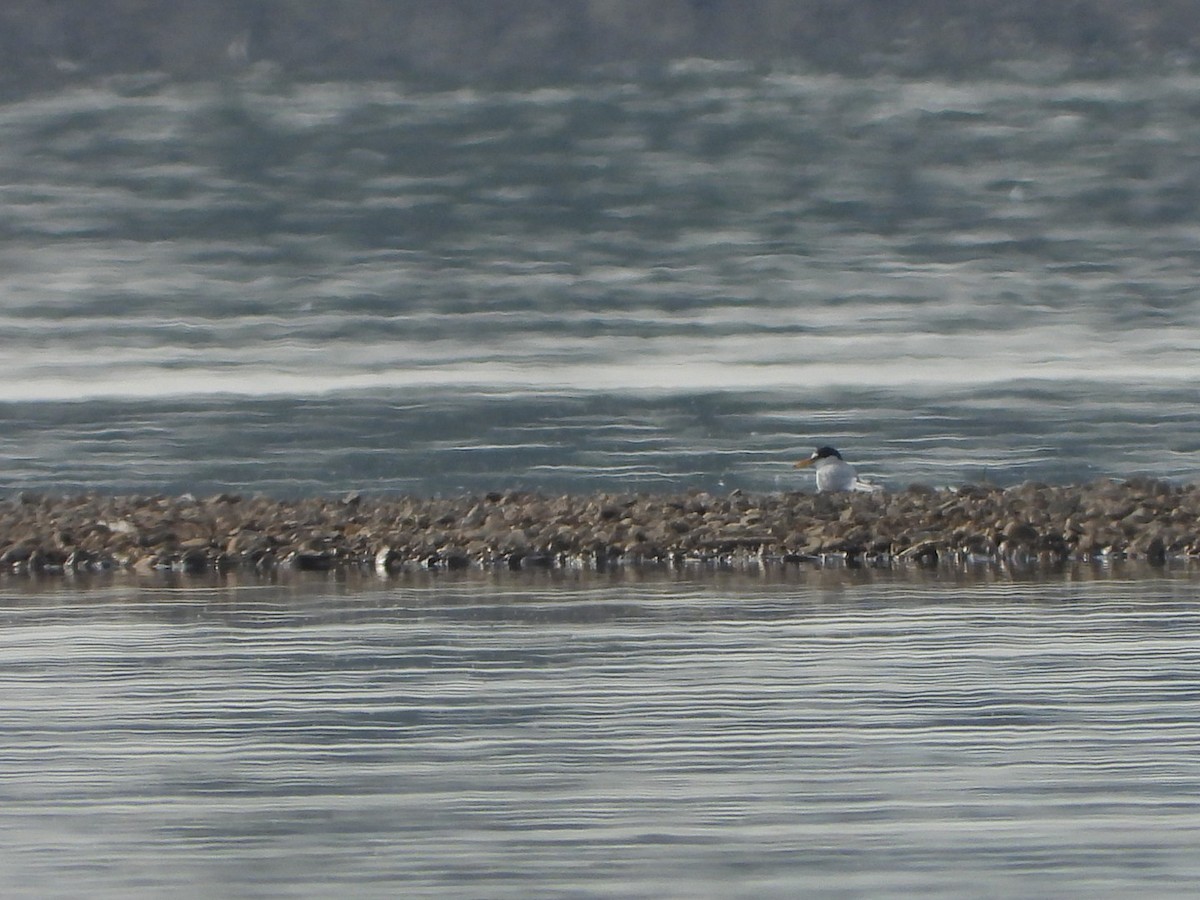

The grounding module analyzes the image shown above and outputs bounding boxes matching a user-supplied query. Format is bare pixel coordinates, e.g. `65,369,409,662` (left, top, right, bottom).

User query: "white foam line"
5,357,1199,403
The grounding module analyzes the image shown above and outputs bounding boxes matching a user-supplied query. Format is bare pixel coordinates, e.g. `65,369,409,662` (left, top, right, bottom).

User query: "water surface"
5,59,1199,900
2,64,1199,494
2,574,1199,898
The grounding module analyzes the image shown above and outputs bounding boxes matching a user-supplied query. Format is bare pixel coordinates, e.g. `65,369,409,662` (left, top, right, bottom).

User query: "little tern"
794,446,879,493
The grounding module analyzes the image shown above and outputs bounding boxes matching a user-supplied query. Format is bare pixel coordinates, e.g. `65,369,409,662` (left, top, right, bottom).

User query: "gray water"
5,63,1200,897
2,574,1200,898
2,62,1198,495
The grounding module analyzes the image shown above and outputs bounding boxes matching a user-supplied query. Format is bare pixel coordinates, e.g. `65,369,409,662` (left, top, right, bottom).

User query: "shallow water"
2,574,1200,898
4,61,1200,898
2,63,1199,495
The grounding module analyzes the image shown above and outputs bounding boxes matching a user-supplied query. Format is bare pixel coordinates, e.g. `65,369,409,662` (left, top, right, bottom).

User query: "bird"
794,446,879,493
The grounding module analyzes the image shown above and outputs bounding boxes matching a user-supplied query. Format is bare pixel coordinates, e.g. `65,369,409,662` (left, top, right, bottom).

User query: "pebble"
0,479,1198,578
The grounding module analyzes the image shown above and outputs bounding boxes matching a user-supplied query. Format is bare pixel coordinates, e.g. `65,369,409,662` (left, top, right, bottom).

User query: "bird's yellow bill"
794,458,816,469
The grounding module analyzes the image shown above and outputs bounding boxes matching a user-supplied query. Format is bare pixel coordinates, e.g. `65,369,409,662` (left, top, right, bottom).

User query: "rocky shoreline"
1,479,1198,578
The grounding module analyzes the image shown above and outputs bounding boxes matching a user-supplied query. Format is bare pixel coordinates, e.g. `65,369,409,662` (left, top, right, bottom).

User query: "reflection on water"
6,554,1200,606
2,575,1200,897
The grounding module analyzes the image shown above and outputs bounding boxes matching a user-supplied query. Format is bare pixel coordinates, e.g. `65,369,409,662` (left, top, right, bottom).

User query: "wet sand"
1,478,1198,578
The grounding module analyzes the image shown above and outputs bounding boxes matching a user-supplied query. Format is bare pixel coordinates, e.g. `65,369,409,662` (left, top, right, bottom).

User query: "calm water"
2,573,1200,898
1,62,1198,495
4,62,1200,897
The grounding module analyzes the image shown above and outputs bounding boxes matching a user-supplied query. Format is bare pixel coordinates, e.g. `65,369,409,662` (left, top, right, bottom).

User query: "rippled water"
5,61,1200,898
2,63,1199,494
2,574,1199,898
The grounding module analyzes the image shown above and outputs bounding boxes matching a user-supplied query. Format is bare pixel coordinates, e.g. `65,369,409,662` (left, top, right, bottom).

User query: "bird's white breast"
815,458,857,492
